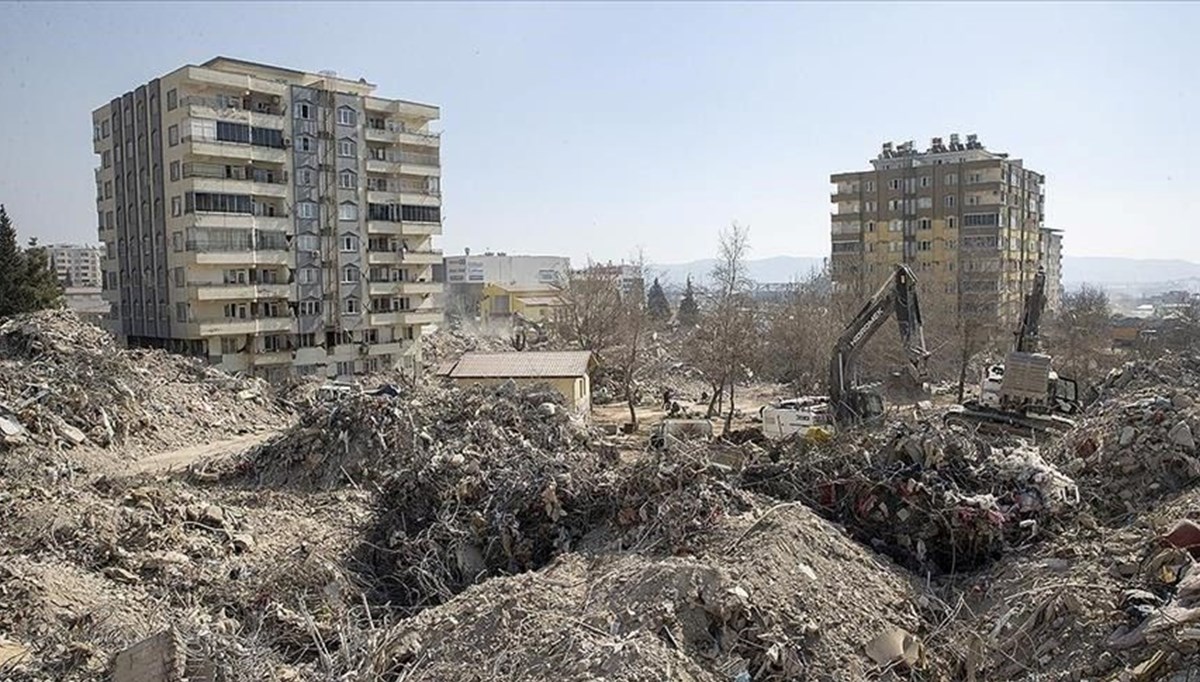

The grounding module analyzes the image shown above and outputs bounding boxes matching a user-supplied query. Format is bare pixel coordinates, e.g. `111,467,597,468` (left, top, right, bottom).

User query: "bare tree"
758,265,837,393
687,224,758,434
1051,284,1114,383
552,261,624,359
614,253,650,428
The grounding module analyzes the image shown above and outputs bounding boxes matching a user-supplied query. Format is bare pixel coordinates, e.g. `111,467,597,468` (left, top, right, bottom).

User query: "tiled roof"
447,351,593,379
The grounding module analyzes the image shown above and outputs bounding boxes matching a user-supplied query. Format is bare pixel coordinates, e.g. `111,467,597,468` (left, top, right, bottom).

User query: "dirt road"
118,430,280,476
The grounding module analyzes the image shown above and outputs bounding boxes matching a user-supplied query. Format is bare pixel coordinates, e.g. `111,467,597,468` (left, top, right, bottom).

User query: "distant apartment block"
440,250,570,322
830,134,1057,333
46,243,103,289
1039,228,1063,313
91,57,443,381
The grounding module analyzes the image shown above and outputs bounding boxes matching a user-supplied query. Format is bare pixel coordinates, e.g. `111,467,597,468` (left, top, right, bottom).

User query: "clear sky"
1,2,1197,265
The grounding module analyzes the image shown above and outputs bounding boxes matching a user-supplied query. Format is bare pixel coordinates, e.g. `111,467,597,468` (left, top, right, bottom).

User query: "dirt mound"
0,311,286,470
354,505,935,682
743,423,1079,573
1048,355,1200,520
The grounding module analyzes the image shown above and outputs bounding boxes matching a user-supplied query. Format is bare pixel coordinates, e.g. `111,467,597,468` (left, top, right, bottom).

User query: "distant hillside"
1063,256,1200,285
651,255,1200,289
652,256,826,287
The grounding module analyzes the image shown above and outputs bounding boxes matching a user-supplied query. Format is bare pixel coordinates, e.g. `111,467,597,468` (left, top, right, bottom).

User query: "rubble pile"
342,504,939,681
743,423,1079,573
419,326,514,371
1049,355,1200,519
245,380,593,490
0,311,284,466
0,473,374,681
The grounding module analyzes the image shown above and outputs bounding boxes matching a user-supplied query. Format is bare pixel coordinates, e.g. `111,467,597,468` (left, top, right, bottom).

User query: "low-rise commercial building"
443,350,594,412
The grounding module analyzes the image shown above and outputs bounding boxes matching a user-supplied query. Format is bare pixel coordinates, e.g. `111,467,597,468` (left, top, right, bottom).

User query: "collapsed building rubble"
0,311,285,472
743,423,1079,573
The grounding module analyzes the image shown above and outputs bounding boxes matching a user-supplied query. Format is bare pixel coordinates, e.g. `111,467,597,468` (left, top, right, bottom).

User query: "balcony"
366,221,443,237
183,96,285,128
366,249,442,266
184,137,288,165
249,351,292,366
367,342,404,357
189,249,290,267
189,213,291,232
197,316,292,336
193,283,291,301
188,176,288,199
369,310,442,326
180,67,288,97
367,281,441,296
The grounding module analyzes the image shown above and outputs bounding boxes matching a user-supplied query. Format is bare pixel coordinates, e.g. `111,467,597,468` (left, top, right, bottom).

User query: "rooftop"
447,351,593,379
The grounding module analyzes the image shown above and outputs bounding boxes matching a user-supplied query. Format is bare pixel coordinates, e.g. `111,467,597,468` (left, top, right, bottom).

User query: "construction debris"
0,311,286,470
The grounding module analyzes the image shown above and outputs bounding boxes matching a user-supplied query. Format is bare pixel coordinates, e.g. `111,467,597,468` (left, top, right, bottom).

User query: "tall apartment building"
1039,228,1064,314
91,57,443,381
46,243,103,288
830,134,1057,333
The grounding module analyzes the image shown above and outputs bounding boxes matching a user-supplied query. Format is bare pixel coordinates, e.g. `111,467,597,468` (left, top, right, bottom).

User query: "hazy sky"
1,2,1197,265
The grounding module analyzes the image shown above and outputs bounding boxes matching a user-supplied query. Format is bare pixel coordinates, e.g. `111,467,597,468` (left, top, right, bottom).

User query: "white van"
759,397,836,439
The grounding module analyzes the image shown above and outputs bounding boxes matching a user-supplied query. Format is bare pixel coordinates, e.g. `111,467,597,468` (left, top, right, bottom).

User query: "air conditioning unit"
308,250,321,259
282,138,292,148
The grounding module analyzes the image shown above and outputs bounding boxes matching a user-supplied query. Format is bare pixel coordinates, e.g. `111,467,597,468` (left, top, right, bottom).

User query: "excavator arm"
1013,267,1046,354
828,264,930,424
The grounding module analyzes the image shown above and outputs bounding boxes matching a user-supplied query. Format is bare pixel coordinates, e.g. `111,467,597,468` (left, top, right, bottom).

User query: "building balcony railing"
367,281,441,296
182,95,285,119
192,283,291,301
368,310,442,327
197,316,292,336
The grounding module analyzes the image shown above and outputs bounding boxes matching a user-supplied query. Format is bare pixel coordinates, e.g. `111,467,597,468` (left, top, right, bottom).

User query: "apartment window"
337,107,357,126
945,195,956,207
341,266,359,283
219,337,240,354
295,333,317,348
338,202,358,221
102,150,111,168
341,235,358,252
173,267,184,287
918,241,932,251
889,178,901,190
101,120,110,138
104,181,113,199
363,329,379,345
168,125,178,147
888,199,901,211
945,173,957,185
947,216,957,229
343,298,360,314
223,269,247,284
964,213,999,227
919,176,930,188
297,202,316,219
405,326,415,341
889,219,902,232
171,196,182,217
297,300,322,316
866,221,875,233
338,139,356,157
169,161,180,182
969,172,982,184
946,240,957,250
166,89,177,111
298,103,311,120
297,168,312,186
336,361,354,376
170,302,186,322
917,197,932,209
864,200,876,212
297,268,318,285
919,218,931,230
339,170,357,189
296,235,319,251
299,136,312,152
864,180,875,192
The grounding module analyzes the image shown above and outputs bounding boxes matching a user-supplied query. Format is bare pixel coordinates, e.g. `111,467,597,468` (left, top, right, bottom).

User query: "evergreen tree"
0,205,21,318
646,277,671,322
20,237,62,313
677,276,700,326
0,207,62,318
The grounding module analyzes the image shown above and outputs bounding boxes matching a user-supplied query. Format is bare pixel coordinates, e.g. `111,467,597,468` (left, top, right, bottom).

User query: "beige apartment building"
92,57,443,381
46,243,104,289
830,134,1060,334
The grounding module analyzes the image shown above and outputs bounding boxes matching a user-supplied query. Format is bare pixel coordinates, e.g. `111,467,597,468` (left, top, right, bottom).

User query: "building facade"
830,134,1054,333
91,57,443,381
46,244,103,289
1039,227,1064,314
441,251,570,322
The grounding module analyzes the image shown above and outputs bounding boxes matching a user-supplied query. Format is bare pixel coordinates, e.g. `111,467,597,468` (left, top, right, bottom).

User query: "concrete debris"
0,311,287,471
